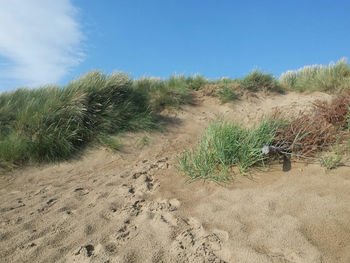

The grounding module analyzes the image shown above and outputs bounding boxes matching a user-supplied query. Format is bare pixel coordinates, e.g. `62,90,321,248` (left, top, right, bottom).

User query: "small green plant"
140,135,150,146
98,135,121,151
320,153,343,170
319,142,346,170
203,79,240,102
346,110,350,150
216,83,238,103
178,119,279,182
346,108,350,130
186,74,208,91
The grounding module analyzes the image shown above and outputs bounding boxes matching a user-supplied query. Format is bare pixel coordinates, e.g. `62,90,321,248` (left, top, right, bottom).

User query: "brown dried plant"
312,92,350,127
272,110,339,157
271,93,350,157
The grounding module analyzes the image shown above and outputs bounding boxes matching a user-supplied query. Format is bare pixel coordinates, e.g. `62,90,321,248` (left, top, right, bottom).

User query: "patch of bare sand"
156,163,350,263
231,91,334,125
1,91,349,263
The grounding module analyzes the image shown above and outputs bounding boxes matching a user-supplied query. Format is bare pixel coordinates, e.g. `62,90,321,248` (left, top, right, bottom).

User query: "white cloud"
0,0,84,88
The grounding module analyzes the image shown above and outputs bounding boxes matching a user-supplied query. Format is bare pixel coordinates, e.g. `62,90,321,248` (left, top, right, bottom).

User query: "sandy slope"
1,91,350,263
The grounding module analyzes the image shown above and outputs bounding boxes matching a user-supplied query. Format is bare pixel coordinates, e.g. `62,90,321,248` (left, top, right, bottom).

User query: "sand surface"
1,91,350,263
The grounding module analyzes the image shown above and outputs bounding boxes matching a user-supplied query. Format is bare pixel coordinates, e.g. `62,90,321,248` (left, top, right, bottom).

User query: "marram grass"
2,58,350,170
178,119,280,182
0,71,155,168
241,70,283,93
279,58,350,92
132,74,207,111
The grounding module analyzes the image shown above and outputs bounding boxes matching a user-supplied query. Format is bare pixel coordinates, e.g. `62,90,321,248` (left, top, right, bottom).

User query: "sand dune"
1,91,349,263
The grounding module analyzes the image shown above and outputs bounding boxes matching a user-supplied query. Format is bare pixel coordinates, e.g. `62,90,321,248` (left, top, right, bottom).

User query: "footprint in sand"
37,198,57,213
75,244,95,257
74,187,89,197
115,221,138,244
170,218,227,263
46,198,57,206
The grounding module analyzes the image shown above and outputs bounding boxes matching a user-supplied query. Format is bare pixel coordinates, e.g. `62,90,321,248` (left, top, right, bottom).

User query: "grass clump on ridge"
279,58,350,92
132,74,207,111
178,119,280,182
240,70,283,93
202,72,282,104
210,79,240,103
215,82,238,103
0,71,155,168
185,74,208,91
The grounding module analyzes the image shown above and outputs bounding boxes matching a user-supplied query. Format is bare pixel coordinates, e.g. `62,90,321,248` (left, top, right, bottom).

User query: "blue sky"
0,0,349,91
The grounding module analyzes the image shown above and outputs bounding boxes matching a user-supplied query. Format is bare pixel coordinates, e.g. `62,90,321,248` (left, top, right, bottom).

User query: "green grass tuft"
140,135,150,147
133,74,194,111
320,152,343,170
98,135,121,151
241,70,282,92
178,119,279,182
185,74,208,91
215,82,238,103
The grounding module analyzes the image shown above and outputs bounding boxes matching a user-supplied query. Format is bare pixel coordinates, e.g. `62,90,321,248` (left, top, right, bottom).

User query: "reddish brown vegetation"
273,112,338,157
272,93,350,157
313,92,350,127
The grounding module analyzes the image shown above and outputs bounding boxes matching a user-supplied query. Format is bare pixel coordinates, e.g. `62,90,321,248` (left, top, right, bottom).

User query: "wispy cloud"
0,0,84,89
